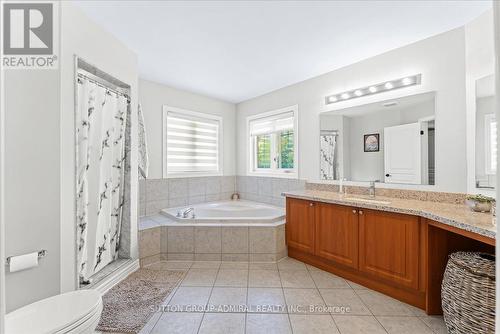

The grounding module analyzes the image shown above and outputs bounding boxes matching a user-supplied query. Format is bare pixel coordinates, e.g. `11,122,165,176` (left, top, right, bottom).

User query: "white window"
485,113,497,175
163,106,223,178
247,105,298,178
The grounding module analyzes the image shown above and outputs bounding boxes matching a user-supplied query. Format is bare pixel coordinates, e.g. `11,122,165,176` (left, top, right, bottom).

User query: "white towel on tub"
138,103,149,178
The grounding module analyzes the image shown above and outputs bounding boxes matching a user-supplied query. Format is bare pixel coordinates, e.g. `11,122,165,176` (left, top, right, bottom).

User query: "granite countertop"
282,190,496,239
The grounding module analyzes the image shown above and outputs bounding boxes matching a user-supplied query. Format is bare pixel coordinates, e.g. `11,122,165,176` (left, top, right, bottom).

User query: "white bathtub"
160,200,285,225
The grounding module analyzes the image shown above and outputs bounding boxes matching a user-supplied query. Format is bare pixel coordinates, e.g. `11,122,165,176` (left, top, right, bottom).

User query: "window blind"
249,111,294,136
166,111,220,173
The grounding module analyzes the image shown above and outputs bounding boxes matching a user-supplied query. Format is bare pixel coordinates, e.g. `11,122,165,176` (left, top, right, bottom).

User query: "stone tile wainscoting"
139,176,236,216
138,221,287,266
236,176,307,207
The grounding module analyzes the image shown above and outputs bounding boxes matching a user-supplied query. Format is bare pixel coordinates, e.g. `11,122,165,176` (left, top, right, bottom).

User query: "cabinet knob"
359,210,363,215
352,209,357,214
309,203,314,207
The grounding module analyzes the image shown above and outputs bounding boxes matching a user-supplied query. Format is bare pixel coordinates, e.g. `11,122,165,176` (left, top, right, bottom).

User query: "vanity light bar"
325,74,422,105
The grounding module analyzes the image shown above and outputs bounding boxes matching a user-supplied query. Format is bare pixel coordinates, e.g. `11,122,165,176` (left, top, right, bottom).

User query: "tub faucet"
182,207,194,218
368,181,376,198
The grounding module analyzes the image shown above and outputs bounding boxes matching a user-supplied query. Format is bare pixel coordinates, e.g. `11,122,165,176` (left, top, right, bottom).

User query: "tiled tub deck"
139,215,287,265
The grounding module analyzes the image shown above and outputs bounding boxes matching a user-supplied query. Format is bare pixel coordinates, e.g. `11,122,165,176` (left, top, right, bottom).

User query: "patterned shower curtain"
320,134,337,180
76,77,128,283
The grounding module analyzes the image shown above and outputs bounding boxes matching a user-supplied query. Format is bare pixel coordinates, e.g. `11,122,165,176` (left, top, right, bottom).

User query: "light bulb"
384,82,394,89
354,90,363,97
341,93,350,100
402,77,413,85
328,96,338,103
369,86,377,93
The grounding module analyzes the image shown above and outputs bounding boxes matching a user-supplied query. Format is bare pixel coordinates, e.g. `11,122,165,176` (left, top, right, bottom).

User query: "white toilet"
6,290,103,334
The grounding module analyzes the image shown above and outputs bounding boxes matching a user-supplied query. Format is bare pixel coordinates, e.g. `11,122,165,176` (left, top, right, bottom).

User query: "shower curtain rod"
77,72,130,101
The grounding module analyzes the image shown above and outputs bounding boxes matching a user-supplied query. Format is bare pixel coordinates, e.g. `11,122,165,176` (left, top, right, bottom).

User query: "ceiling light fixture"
325,74,421,105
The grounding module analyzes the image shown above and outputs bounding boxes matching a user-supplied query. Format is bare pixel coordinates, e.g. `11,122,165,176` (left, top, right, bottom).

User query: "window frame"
484,113,497,175
162,105,223,178
246,105,299,178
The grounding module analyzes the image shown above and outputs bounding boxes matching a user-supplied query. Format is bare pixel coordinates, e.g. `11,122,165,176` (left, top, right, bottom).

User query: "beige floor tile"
138,312,162,334
214,269,248,287
333,315,387,334
250,262,278,270
150,312,203,334
346,280,368,290
247,287,287,313
356,290,415,316
249,269,282,287
277,257,307,270
166,286,212,311
207,287,248,313
289,314,340,334
279,270,315,288
310,270,350,289
283,288,327,314
145,260,192,270
377,316,433,334
320,289,371,315
191,261,221,269
419,316,447,334
198,313,246,334
181,269,218,286
219,261,249,269
246,313,292,334
306,264,323,271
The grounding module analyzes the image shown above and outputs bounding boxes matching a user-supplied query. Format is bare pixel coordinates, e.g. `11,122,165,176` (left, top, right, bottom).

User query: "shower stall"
75,59,132,285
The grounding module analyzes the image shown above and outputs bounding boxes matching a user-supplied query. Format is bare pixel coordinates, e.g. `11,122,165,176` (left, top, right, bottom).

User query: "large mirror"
475,74,496,190
320,92,436,185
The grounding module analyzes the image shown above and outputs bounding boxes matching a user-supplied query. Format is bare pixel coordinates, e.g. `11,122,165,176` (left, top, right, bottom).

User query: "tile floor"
110,258,448,334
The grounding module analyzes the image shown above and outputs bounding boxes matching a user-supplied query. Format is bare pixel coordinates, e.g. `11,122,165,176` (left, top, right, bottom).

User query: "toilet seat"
6,290,103,334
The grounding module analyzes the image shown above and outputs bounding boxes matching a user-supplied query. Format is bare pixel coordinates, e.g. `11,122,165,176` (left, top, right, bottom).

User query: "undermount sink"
344,197,391,205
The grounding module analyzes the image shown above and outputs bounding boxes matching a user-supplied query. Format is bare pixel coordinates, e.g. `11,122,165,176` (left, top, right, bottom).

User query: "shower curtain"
320,133,337,180
76,77,128,283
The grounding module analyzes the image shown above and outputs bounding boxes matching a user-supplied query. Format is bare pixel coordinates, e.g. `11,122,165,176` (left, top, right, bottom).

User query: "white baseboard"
90,259,139,295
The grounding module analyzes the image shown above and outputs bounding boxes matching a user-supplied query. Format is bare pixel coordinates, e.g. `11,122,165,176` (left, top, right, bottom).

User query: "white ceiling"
74,1,491,103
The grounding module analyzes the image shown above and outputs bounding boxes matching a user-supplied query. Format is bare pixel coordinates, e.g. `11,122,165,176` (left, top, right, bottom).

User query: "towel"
138,103,149,178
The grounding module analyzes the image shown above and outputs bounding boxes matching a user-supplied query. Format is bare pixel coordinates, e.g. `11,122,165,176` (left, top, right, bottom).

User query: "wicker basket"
441,252,495,333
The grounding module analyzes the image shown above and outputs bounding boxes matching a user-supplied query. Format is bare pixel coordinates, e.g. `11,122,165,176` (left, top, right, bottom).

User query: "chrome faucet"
368,181,376,198
182,207,194,218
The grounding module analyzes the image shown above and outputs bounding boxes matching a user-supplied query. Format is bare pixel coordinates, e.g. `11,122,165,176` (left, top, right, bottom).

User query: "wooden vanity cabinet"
285,198,315,254
358,209,419,289
314,202,359,269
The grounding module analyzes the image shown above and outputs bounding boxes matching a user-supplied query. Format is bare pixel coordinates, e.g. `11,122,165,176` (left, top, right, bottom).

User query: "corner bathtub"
160,200,285,226
138,200,287,264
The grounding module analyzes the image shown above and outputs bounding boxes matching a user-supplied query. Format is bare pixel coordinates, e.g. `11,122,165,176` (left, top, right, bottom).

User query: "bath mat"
96,268,185,333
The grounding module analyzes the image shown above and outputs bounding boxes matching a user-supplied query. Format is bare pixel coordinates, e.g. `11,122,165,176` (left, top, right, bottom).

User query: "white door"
384,122,422,184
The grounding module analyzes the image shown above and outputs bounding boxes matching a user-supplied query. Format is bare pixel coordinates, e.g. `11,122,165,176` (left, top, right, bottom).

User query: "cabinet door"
358,209,419,289
315,203,359,268
286,198,315,254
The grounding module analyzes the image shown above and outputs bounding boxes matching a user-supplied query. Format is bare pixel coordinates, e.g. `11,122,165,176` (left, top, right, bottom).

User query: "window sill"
247,171,298,179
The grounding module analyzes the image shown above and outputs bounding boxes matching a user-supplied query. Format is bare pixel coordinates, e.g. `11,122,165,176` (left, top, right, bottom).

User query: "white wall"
465,10,496,196
3,1,139,312
139,79,236,179
236,27,467,193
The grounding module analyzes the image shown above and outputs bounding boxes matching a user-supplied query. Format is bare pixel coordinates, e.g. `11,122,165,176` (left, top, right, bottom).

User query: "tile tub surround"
139,176,236,216
236,176,306,207
283,189,496,239
124,258,446,334
138,217,287,265
306,182,467,204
